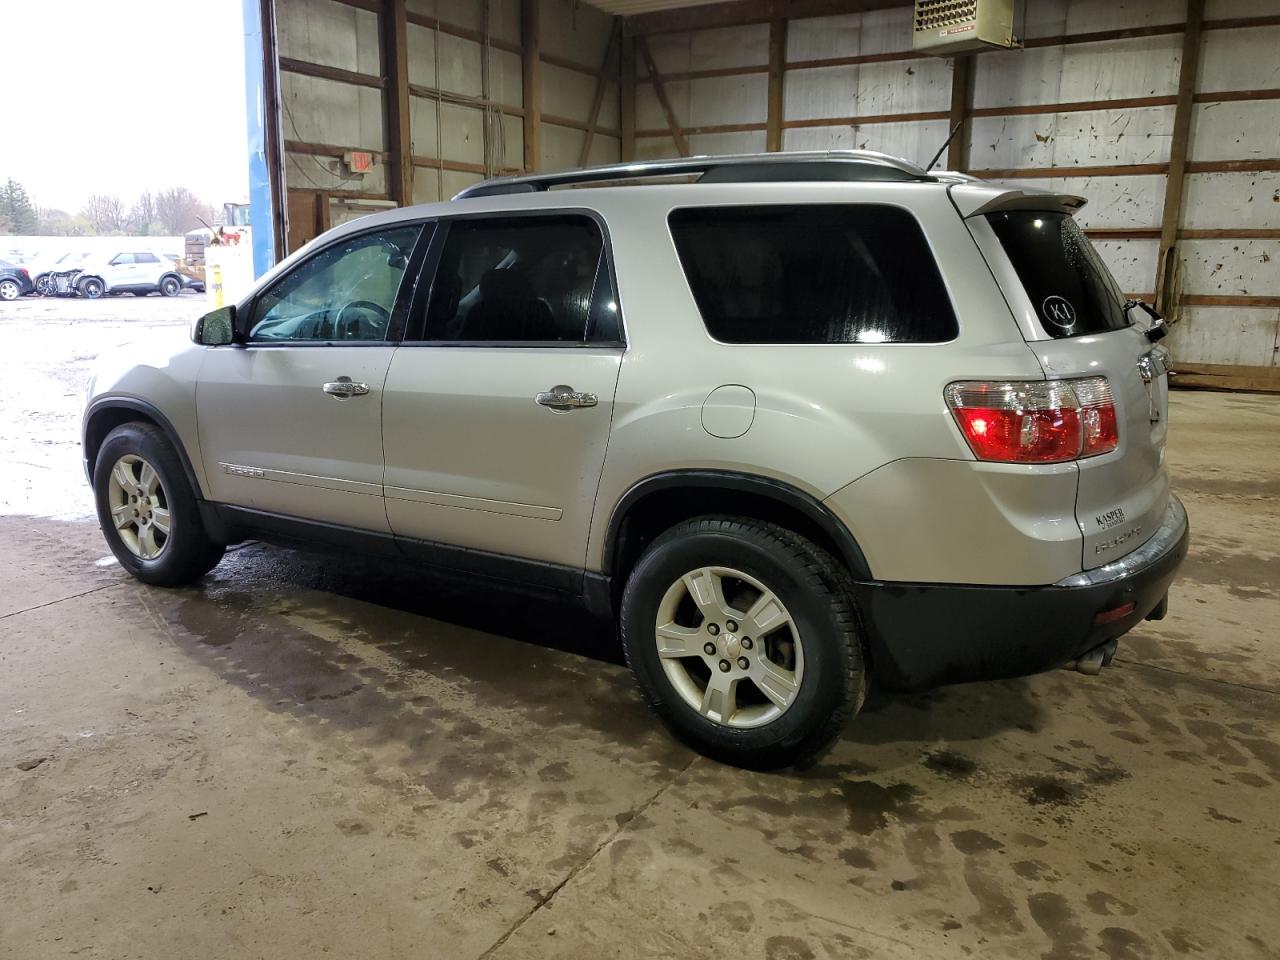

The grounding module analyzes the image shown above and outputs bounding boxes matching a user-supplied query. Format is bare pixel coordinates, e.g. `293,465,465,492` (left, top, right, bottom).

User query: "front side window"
420,214,621,344
110,253,134,266
135,252,160,265
668,204,957,344
986,211,1129,339
249,226,421,342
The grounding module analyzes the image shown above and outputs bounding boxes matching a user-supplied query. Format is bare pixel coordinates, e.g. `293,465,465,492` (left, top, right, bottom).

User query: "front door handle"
323,376,370,399
535,385,598,411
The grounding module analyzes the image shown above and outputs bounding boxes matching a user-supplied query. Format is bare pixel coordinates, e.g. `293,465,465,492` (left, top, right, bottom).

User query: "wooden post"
620,30,636,161
580,19,621,167
1156,0,1206,314
522,0,542,172
381,0,413,205
636,35,689,157
946,55,974,172
766,19,787,152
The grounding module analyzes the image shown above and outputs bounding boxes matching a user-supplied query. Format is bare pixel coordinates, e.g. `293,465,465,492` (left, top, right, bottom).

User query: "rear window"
986,211,1129,339
668,205,957,344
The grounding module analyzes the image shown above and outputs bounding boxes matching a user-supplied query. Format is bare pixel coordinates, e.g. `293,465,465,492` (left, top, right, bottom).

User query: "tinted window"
421,215,620,344
986,211,1128,338
110,254,134,265
135,252,160,264
668,205,956,344
249,226,421,342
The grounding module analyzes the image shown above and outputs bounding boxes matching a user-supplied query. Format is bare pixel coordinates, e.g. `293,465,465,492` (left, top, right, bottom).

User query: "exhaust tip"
1067,640,1119,676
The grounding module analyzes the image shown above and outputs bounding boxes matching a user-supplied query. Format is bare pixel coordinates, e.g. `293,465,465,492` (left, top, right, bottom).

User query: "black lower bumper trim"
854,511,1190,692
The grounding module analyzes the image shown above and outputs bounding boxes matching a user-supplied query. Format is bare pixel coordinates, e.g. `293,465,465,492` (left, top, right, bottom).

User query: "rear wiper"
1123,298,1167,342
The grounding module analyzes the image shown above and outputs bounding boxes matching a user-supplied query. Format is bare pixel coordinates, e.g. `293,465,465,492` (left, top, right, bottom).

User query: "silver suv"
82,151,1188,769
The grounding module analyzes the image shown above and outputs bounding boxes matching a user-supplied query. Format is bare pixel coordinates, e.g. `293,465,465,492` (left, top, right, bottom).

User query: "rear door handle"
535,385,598,411
323,376,369,399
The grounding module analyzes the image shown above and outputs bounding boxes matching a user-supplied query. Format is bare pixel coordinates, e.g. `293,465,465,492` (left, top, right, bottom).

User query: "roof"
453,150,936,199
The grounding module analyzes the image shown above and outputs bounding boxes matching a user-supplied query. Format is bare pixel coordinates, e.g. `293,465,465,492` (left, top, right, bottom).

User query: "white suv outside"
76,250,185,299
81,151,1188,769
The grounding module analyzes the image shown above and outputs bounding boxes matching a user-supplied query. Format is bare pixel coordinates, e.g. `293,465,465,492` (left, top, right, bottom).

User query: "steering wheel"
334,300,391,340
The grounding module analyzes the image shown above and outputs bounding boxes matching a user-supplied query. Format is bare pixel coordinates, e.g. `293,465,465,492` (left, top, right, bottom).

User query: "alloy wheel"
0,280,18,301
106,455,172,560
654,566,804,728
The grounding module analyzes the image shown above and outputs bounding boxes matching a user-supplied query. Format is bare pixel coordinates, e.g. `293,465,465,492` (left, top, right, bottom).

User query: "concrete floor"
2,298,1278,959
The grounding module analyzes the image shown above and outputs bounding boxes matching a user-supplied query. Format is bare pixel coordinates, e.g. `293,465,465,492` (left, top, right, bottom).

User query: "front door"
196,223,425,532
381,213,625,570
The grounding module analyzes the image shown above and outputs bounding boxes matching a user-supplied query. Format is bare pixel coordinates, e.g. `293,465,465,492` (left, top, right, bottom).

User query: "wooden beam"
1155,0,1205,316
278,56,384,89
637,121,766,138
946,55,974,171
381,0,413,206
620,33,636,161
782,109,949,128
627,0,903,36
636,35,688,157
522,0,541,172
1171,362,1280,394
580,19,621,167
766,19,786,152
405,10,522,57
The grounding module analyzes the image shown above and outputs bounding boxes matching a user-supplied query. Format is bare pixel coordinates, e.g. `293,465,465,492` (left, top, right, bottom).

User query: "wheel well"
161,272,180,284
607,480,867,589
84,408,161,473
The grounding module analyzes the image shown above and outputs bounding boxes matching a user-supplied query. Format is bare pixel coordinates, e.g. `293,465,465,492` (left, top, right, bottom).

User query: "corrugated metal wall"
274,0,618,239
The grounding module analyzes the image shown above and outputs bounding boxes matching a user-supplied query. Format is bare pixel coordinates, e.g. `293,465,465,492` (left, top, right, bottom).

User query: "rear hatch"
956,188,1171,571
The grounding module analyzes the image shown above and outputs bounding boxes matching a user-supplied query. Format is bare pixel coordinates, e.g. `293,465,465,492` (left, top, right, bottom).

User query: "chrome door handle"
323,376,369,399
535,385,598,411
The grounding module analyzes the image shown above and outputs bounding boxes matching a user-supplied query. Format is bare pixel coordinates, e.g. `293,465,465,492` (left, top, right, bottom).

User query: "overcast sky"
0,0,250,214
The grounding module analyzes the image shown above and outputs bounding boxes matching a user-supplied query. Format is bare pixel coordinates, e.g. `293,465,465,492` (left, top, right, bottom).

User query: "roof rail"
452,150,934,199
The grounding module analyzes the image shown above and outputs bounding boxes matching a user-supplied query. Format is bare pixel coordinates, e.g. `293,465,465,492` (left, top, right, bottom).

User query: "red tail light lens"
945,377,1118,464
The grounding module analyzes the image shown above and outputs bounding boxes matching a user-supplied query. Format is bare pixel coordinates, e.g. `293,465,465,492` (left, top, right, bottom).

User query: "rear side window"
668,205,957,344
986,211,1129,338
421,215,621,344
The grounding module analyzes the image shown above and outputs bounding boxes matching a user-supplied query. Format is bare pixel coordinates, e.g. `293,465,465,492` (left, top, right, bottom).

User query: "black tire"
620,516,866,771
80,277,105,299
0,279,20,301
93,422,225,586
34,274,53,296
132,290,150,297
159,275,181,297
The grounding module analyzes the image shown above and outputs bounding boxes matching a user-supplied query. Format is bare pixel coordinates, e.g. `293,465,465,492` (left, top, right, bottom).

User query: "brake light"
945,377,1118,464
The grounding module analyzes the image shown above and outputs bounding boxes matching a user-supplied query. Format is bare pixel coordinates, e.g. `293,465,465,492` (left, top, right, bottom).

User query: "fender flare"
602,469,872,580
83,397,205,498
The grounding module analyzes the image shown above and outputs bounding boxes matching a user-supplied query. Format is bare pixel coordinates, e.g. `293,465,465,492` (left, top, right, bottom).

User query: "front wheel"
620,517,866,770
79,277,105,299
93,422,224,586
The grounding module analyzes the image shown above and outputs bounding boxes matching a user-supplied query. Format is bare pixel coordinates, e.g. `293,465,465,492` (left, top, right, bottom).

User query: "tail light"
945,377,1118,464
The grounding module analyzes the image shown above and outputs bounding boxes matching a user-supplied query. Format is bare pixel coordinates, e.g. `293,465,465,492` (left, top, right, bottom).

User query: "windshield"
986,211,1129,339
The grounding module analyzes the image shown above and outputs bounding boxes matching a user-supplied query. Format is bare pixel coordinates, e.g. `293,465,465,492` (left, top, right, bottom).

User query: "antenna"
926,121,964,172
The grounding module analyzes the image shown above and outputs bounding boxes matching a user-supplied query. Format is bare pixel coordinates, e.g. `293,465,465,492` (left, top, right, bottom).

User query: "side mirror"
193,305,236,346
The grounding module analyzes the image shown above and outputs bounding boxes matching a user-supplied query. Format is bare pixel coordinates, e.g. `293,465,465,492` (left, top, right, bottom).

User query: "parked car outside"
32,252,91,296
75,251,185,298
0,260,34,301
80,151,1188,769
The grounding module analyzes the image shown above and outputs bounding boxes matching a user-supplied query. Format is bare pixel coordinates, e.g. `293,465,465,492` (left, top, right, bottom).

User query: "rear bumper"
854,496,1189,692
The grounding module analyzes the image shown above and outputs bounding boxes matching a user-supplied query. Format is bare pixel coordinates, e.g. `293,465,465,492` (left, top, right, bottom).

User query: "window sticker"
1041,295,1077,330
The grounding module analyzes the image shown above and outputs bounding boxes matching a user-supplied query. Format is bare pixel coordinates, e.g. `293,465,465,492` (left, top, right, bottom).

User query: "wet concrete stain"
1086,891,1137,917
764,935,816,960
950,829,1003,855
1098,926,1152,960
1028,891,1090,960
1178,546,1277,597
837,847,875,869
964,862,1023,934
923,749,979,778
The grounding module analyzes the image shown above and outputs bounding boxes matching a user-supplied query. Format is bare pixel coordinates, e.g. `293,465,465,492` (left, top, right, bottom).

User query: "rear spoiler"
948,182,1088,219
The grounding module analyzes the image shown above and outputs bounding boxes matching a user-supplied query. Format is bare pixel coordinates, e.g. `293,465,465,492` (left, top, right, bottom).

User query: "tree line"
0,177,217,237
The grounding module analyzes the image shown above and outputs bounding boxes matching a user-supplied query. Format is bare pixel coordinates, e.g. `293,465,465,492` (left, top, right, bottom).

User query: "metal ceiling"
582,0,725,14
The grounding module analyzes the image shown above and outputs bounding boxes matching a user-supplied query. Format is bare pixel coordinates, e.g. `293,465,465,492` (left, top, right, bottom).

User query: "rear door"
970,207,1170,570
381,212,624,573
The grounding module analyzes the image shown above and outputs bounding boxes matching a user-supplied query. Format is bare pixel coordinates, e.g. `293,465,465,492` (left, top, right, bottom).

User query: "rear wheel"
80,277,105,299
0,279,20,301
159,275,181,297
620,516,866,770
93,422,224,586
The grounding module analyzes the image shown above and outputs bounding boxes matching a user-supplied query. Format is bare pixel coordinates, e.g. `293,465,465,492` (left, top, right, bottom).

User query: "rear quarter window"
986,211,1129,339
668,204,957,344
